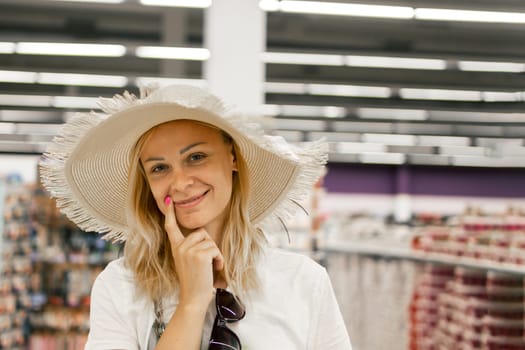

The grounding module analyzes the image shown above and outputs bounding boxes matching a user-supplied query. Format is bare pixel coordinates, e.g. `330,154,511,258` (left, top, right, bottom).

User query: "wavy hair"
123,121,267,302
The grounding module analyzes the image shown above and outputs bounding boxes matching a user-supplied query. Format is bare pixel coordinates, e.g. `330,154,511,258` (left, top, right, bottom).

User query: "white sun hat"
39,85,328,242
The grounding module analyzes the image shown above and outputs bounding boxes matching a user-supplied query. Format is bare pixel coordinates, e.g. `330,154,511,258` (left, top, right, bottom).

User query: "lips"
173,190,209,208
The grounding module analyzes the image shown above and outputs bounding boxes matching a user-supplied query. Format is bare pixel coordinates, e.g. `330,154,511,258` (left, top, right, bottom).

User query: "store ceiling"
1,0,525,167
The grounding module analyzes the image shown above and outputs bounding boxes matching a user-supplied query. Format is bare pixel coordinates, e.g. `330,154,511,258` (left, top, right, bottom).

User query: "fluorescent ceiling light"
337,142,386,153
309,83,391,98
135,77,207,88
265,82,306,94
272,118,326,131
282,105,346,118
417,135,470,147
362,133,416,146
0,123,16,134
136,46,210,60
399,88,482,101
0,70,37,83
0,42,16,54
0,94,52,107
16,42,126,57
346,55,446,70
452,155,525,168
15,123,63,135
39,72,128,87
261,52,344,66
264,0,414,19
140,0,211,8
476,138,523,147
324,106,346,118
415,8,525,24
259,0,280,11
51,0,124,3
359,152,405,165
52,96,99,109
262,104,280,116
308,132,360,142
439,146,485,157
482,91,522,102
0,110,61,123
458,61,525,73
428,110,525,123
357,108,428,121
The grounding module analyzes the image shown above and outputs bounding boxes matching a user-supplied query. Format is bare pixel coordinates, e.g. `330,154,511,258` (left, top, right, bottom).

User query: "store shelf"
322,241,525,276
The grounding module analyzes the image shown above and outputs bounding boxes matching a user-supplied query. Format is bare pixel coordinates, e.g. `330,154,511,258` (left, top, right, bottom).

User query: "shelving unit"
322,241,525,276
27,184,121,350
0,177,33,349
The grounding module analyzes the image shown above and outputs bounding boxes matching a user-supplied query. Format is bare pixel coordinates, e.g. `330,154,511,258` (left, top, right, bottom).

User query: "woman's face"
139,120,237,234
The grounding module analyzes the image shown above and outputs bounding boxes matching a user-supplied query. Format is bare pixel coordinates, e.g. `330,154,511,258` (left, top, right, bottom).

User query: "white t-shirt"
85,248,351,350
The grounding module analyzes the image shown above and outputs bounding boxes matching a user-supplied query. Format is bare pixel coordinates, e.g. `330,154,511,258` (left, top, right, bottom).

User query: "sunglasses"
208,288,246,350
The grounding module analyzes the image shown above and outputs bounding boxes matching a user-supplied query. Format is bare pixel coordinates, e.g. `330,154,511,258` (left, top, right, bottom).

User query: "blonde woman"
40,85,351,349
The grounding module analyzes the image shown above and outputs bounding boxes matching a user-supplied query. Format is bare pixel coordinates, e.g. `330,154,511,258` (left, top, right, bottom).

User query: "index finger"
164,195,184,244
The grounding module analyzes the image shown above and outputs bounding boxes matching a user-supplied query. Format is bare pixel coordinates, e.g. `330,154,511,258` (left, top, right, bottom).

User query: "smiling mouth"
174,190,209,208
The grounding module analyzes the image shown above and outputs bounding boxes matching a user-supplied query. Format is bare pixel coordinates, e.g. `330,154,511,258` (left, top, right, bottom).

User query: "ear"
231,146,238,172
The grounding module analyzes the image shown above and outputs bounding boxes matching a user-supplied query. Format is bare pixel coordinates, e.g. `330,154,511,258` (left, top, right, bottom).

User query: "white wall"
0,155,40,184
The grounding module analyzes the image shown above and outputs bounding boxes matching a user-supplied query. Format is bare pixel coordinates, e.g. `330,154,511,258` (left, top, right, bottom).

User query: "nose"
169,167,194,193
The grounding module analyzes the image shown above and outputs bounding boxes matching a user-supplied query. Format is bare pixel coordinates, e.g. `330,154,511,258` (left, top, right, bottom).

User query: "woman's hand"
163,195,225,311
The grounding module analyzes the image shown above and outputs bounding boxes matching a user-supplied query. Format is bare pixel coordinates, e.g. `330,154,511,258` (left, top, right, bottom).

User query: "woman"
40,85,351,349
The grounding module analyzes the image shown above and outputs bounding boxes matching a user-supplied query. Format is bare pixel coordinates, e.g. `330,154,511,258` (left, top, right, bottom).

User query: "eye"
188,152,207,163
150,164,168,173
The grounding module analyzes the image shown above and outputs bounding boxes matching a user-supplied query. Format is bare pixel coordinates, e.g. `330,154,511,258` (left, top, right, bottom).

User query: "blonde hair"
124,121,267,302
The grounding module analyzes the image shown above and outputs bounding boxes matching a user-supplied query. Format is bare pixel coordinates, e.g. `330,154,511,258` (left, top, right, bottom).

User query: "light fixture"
337,142,386,153
50,0,124,3
264,104,346,118
0,42,16,54
0,110,61,123
415,8,525,24
260,1,525,25
458,61,525,73
362,133,416,146
439,146,485,157
452,155,525,167
357,107,428,121
0,70,37,84
359,152,406,165
346,55,446,70
15,123,63,135
39,72,128,87
265,82,306,94
0,122,16,134
0,94,52,107
271,118,326,131
52,96,99,109
428,110,525,123
140,0,211,8
261,52,344,66
16,42,126,57
308,83,391,98
135,46,210,60
417,135,470,147
482,91,522,102
261,0,414,19
135,77,206,88
399,88,482,101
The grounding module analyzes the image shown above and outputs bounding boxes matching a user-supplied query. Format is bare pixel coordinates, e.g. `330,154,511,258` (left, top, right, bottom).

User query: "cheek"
146,181,166,213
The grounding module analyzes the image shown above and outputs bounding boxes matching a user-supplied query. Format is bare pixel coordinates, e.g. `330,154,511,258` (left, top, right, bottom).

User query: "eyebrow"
179,142,206,155
142,141,207,163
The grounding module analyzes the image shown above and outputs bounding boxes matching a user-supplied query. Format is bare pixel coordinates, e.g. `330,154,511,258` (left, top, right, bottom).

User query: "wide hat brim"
40,85,328,242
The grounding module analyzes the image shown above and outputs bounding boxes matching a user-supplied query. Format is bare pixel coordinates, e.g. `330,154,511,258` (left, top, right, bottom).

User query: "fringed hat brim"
39,85,328,242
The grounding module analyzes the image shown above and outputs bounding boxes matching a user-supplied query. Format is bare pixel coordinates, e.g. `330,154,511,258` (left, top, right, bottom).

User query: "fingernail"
164,196,171,205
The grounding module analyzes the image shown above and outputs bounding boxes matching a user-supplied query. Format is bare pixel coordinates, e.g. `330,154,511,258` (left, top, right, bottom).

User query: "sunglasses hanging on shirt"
151,288,246,350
